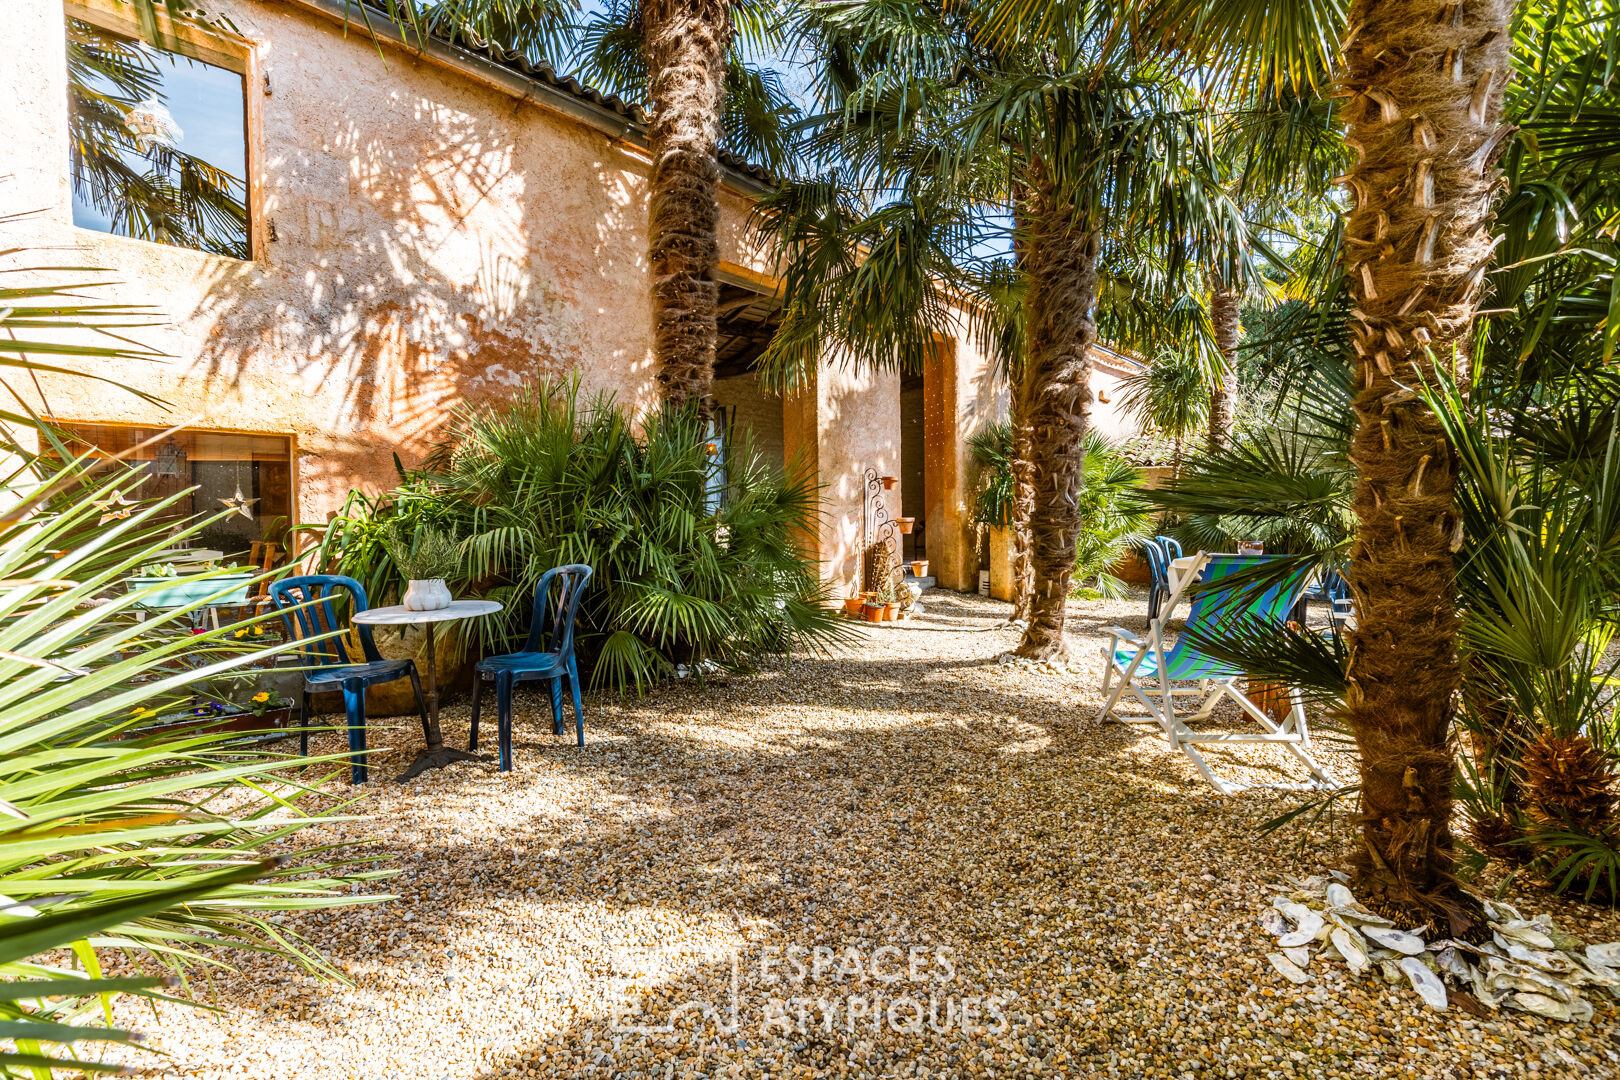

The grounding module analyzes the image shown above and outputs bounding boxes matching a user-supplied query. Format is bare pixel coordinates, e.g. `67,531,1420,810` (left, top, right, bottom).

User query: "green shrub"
309,378,852,694
968,422,1149,598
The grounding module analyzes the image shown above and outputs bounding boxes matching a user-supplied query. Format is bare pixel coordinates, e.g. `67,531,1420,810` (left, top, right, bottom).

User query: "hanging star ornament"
220,486,257,520
93,491,135,525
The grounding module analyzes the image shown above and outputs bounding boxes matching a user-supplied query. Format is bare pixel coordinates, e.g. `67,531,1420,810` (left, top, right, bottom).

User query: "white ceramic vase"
403,578,452,611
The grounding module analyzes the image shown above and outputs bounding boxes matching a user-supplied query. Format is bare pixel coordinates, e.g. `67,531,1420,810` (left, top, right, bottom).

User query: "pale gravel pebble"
99,588,1620,1079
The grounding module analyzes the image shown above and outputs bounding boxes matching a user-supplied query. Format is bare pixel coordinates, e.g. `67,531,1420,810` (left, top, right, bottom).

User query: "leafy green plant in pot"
384,523,460,612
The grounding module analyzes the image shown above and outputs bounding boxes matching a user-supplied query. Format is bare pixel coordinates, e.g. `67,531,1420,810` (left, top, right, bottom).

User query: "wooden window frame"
63,0,266,261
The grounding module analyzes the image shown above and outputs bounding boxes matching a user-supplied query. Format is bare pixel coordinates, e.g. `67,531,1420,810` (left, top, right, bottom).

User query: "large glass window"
66,15,251,259
58,425,293,559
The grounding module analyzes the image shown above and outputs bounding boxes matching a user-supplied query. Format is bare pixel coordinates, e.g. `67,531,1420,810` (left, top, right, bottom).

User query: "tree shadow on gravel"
121,591,1612,1080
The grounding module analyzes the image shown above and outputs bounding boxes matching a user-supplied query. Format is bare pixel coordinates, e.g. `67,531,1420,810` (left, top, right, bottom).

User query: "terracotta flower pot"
894,517,915,534
910,560,929,577
883,603,899,621
862,603,884,623
880,475,898,490
842,596,865,616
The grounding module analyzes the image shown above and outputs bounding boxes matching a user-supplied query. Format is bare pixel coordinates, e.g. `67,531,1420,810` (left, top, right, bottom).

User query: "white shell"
1508,992,1586,1022
1378,958,1405,985
1330,905,1394,927
1325,883,1356,908
1268,952,1311,985
1435,946,1473,979
1401,957,1448,1011
1587,942,1620,967
1504,942,1576,975
1494,920,1557,950
1332,927,1370,975
1363,926,1426,956
1260,908,1290,937
1278,911,1325,949
1283,945,1312,968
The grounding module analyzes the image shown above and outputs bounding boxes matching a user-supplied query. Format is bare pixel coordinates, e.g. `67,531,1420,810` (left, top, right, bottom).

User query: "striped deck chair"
1096,552,1341,795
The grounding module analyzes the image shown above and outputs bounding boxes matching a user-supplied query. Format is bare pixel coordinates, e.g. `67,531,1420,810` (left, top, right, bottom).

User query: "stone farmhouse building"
2,0,1143,598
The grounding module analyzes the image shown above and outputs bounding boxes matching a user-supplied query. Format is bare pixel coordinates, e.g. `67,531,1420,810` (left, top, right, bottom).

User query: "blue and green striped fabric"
1113,554,1312,682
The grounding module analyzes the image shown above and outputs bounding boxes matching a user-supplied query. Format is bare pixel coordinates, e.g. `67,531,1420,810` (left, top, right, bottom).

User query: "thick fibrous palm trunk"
643,0,731,414
1008,195,1035,623
1015,174,1100,660
1010,365,1036,624
1206,283,1240,453
1340,0,1513,932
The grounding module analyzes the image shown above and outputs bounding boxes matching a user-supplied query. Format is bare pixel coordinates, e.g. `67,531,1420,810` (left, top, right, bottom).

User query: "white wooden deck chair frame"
1096,552,1341,796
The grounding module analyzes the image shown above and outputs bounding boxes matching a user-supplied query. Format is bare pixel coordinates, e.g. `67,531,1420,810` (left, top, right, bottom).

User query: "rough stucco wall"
1089,356,1140,443
815,359,901,599
933,317,1001,592
1,0,1011,594
712,372,783,472
0,0,774,526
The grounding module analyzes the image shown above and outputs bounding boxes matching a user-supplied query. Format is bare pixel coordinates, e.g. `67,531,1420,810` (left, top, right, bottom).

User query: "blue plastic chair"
1097,553,1339,794
269,575,428,784
1155,535,1184,562
1141,541,1169,622
469,564,593,770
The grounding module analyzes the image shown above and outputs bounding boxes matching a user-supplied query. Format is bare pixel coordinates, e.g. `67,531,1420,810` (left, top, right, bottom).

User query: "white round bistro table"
352,599,502,782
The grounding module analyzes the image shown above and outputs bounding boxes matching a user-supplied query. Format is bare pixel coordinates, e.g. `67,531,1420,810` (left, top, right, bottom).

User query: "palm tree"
1331,0,1515,929
1156,0,1620,919
760,0,1254,659
1119,346,1212,477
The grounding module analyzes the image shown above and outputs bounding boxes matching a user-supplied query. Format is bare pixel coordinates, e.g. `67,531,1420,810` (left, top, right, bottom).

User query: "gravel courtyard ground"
110,589,1620,1080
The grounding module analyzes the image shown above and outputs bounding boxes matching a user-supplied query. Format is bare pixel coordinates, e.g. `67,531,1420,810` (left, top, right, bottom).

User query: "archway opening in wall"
710,276,785,483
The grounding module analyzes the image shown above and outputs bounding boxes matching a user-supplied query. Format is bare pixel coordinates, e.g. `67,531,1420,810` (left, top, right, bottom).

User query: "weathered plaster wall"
0,0,769,524
1089,354,1141,443
795,358,902,599
1,0,1012,597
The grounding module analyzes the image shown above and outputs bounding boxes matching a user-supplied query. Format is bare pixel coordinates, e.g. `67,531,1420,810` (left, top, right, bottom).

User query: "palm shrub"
312,378,850,694
970,422,1147,599
967,420,1016,530
1070,433,1151,599
0,260,390,1074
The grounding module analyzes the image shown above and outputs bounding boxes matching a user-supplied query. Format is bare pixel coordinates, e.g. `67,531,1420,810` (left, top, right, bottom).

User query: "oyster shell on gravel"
1278,910,1325,949
1268,952,1311,985
1510,992,1592,1023
1363,926,1426,956
1282,945,1312,968
1324,883,1356,908
1588,941,1620,967
1485,959,1578,1003
1493,921,1557,950
1400,957,1448,1011
1331,927,1371,975
1260,908,1290,937
1503,942,1577,975
1435,946,1473,980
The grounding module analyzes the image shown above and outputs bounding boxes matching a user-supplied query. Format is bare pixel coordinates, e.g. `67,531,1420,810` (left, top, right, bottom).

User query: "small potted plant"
386,524,460,611
910,559,929,577
842,595,865,617
894,517,915,534
877,585,901,621
862,598,884,623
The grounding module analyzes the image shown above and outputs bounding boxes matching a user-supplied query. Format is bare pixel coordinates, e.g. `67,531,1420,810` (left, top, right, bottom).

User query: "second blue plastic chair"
269,574,429,784
469,564,593,770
